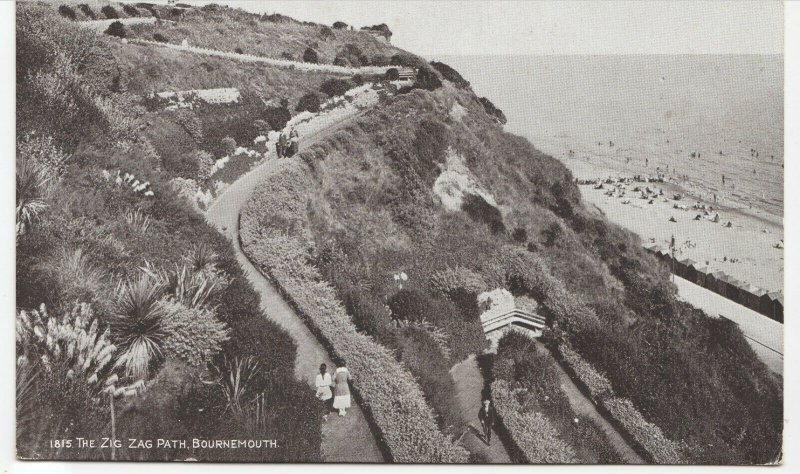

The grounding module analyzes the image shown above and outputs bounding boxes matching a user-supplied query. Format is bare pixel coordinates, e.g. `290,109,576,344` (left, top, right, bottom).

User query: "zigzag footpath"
205,112,385,462
126,38,391,76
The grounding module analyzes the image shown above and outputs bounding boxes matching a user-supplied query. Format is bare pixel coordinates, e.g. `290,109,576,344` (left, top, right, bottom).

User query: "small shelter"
719,274,743,305
690,263,709,286
677,257,697,281
763,292,784,323
740,284,766,312
705,271,728,295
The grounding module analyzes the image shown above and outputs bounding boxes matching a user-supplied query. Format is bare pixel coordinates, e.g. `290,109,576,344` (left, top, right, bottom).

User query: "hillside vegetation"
16,4,322,461
241,79,782,463
22,1,782,465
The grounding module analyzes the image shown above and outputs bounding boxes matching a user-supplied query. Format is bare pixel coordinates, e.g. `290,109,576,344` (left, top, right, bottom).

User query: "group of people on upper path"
276,129,299,158
315,363,351,421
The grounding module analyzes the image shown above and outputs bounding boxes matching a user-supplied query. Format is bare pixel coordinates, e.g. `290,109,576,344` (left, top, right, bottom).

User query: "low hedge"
240,161,468,463
491,380,578,463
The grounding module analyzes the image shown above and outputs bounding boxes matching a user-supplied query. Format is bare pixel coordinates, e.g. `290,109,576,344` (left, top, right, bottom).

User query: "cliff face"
290,81,782,464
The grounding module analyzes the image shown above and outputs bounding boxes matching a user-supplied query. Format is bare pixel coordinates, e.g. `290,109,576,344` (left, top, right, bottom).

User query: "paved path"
450,355,512,463
673,275,783,375
533,343,645,464
205,117,384,462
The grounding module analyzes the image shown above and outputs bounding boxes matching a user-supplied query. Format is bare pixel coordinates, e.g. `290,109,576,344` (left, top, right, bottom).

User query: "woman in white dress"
315,363,333,421
332,365,351,416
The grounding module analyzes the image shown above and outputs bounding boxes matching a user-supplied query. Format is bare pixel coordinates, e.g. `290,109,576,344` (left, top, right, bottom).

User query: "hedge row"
558,344,684,464
239,161,468,463
491,380,578,463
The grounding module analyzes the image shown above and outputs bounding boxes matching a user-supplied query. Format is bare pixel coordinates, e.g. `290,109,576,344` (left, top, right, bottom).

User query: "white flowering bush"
240,161,468,463
16,303,118,394
491,380,579,463
102,169,155,197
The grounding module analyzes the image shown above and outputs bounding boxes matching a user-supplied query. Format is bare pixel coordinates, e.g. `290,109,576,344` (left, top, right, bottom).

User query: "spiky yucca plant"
112,274,167,380
16,154,51,237
187,242,219,273
207,356,260,414
165,264,218,309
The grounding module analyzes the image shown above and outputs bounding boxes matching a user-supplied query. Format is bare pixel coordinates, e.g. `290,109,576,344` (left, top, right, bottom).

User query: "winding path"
534,342,645,464
205,118,384,462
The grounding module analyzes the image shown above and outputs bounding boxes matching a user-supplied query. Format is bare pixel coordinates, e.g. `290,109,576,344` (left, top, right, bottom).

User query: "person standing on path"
478,399,497,446
277,132,287,158
315,363,333,421
289,128,299,156
332,365,352,417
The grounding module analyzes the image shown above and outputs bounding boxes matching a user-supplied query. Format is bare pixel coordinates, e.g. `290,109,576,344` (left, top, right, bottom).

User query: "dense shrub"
361,23,392,41
462,193,505,234
234,47,243,54
430,61,470,88
77,4,96,20
220,136,237,155
58,5,77,20
390,53,427,69
160,299,229,366
320,78,352,97
352,74,364,86
320,25,335,40
384,68,399,80
100,5,119,19
263,106,291,131
478,97,507,124
123,4,140,17
105,21,127,38
152,32,168,43
332,21,348,30
414,67,443,91
295,92,321,113
337,43,368,67
302,47,319,64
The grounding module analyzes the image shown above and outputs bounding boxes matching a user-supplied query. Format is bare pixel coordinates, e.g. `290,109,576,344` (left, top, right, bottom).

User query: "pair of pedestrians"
315,363,351,421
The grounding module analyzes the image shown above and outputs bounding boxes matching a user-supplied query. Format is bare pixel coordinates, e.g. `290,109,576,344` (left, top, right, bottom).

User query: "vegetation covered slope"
16,4,320,461
242,76,782,463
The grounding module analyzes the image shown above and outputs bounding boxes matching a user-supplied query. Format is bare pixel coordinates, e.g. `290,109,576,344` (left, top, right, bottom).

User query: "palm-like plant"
187,243,219,273
165,264,218,309
16,154,51,237
207,356,260,414
112,274,167,380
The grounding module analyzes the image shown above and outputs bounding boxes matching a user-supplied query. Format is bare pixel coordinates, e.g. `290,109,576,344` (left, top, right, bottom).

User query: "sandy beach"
567,159,783,294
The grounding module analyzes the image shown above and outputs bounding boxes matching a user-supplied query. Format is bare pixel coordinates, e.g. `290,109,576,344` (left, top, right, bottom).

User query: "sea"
436,55,784,218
